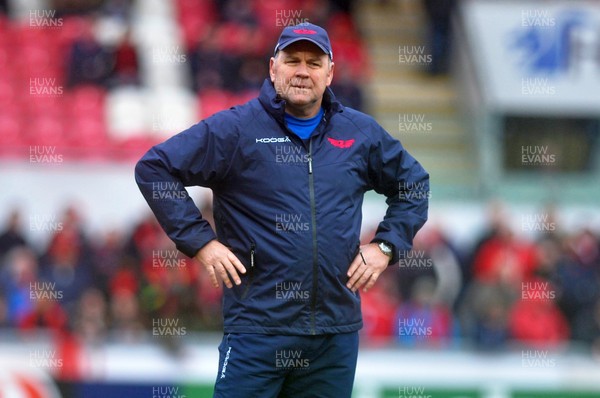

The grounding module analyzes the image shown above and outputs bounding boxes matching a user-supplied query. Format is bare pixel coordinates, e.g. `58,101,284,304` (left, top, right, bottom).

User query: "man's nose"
294,62,309,77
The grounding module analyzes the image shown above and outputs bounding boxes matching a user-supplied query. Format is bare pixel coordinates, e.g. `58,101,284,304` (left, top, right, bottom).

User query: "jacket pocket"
240,241,256,300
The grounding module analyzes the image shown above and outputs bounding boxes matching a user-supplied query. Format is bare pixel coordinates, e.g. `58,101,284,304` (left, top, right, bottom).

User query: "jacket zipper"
308,139,318,335
241,242,256,300
280,111,327,334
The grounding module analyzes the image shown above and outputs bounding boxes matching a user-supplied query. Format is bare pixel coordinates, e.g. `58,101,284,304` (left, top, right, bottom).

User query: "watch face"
379,242,392,254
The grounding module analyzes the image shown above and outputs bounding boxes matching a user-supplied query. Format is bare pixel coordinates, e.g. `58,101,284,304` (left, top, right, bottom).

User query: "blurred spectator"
188,27,231,92
109,258,139,296
305,0,335,27
51,0,104,17
66,17,113,88
92,229,126,293
419,226,463,307
461,202,507,292
38,215,93,311
109,290,143,342
572,298,600,353
360,269,400,346
396,277,454,348
471,224,537,286
328,13,368,81
102,0,134,22
329,0,355,14
238,56,269,92
330,66,364,111
0,0,9,15
508,278,570,348
555,229,600,332
19,290,69,332
124,213,165,262
73,287,108,344
61,206,94,260
220,0,259,26
422,0,456,75
0,247,39,325
109,28,139,87
0,294,9,327
459,282,512,350
534,235,562,282
0,209,27,260
396,244,436,303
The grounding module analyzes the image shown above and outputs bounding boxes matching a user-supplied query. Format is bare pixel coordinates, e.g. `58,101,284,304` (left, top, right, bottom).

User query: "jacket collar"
257,78,343,125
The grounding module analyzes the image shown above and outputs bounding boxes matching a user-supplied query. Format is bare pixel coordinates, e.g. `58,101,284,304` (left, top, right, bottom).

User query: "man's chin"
284,94,314,107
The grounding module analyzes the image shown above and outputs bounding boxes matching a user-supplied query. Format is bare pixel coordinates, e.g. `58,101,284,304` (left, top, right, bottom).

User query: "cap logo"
293,29,317,35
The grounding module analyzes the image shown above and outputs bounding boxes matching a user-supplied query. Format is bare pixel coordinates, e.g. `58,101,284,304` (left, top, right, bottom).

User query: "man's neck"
285,102,322,119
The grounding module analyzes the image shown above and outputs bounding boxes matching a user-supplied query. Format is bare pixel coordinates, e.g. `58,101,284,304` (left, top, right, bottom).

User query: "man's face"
269,41,334,118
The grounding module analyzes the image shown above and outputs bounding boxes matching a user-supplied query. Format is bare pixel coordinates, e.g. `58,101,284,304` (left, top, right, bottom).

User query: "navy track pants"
213,332,359,398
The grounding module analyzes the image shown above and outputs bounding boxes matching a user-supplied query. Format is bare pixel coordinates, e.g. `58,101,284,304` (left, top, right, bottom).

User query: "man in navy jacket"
136,22,429,398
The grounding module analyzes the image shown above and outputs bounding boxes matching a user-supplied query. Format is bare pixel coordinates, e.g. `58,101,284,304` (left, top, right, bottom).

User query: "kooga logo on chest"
256,137,292,143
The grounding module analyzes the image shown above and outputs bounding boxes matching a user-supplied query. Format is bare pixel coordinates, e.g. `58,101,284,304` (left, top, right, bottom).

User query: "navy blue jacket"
135,79,429,335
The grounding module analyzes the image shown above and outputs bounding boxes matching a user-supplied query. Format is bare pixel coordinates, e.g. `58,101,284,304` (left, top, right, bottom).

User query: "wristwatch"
377,241,393,259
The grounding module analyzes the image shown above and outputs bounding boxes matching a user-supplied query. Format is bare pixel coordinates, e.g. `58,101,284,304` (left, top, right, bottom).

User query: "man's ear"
326,61,334,86
269,57,276,83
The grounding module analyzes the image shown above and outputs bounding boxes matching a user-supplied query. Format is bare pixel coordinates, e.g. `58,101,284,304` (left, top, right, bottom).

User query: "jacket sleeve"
134,116,239,258
367,124,429,264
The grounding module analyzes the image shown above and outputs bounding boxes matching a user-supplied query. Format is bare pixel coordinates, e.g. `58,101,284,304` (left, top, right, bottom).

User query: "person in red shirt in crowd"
472,223,538,286
360,273,400,346
111,28,139,86
508,277,570,348
19,289,69,332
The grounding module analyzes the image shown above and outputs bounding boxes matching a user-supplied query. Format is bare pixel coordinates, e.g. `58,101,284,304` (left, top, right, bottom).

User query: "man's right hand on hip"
195,240,246,288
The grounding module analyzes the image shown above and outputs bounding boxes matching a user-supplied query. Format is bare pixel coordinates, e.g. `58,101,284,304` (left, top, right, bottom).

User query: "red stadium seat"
0,45,10,69
0,112,24,150
252,0,302,31
26,115,66,146
13,22,51,46
66,85,106,119
26,95,65,121
0,80,16,107
66,115,109,159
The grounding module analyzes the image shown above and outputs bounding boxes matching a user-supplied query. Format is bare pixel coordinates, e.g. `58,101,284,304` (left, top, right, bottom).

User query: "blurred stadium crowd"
362,206,600,353
0,0,366,159
1,201,599,355
0,0,599,369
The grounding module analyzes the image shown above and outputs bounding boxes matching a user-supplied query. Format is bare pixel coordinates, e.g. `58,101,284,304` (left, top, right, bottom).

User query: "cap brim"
275,38,332,59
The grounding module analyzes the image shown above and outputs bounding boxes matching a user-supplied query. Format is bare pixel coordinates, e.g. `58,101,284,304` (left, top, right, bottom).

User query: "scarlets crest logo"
327,137,355,148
